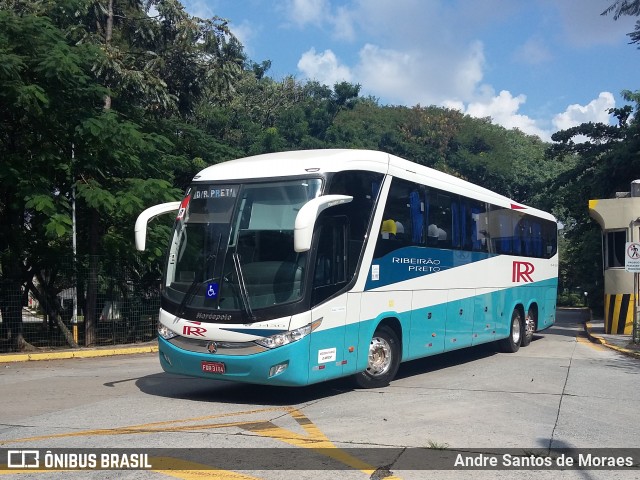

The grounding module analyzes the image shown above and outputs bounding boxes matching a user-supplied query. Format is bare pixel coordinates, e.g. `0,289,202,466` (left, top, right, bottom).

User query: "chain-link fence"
0,255,161,353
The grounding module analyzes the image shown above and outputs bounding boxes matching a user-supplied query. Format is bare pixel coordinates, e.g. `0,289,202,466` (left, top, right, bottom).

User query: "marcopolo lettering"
195,312,233,322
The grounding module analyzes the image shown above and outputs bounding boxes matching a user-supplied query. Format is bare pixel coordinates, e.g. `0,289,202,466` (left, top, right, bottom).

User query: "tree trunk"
26,278,79,349
103,0,114,110
55,314,78,348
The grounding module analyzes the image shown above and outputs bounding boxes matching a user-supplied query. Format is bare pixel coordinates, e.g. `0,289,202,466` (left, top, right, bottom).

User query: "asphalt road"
1,309,639,479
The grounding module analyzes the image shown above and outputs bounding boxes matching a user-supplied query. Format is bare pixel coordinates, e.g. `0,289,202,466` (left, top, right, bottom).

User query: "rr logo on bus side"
183,325,207,336
512,261,534,283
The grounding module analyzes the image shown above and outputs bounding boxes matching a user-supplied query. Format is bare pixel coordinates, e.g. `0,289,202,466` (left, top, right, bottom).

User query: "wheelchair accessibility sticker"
206,283,219,298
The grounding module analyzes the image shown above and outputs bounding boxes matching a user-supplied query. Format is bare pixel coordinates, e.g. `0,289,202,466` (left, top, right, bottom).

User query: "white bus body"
136,150,558,387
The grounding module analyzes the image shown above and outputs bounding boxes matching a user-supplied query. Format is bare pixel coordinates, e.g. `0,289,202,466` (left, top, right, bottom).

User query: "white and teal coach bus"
135,149,558,388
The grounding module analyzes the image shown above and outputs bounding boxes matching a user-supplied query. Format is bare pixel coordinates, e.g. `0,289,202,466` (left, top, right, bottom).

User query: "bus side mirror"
135,201,181,251
294,195,353,252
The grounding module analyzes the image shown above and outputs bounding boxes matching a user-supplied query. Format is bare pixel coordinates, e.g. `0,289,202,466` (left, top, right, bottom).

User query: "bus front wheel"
498,309,522,353
354,325,400,389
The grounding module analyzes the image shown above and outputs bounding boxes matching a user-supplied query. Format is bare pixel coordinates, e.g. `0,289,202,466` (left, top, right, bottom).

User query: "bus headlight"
254,319,322,349
158,324,179,340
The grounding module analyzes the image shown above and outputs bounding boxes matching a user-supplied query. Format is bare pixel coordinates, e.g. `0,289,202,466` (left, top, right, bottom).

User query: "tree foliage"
544,90,640,311
603,0,640,46
0,4,106,349
0,0,637,349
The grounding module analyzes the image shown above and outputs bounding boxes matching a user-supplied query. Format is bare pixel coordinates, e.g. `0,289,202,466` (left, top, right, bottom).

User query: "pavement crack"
548,335,578,450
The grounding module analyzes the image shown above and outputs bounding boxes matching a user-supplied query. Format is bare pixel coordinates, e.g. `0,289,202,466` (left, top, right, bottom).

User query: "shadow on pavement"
135,308,638,404
135,371,356,405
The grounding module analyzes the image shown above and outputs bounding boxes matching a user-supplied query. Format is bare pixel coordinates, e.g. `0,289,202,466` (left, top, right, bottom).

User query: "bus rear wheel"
354,325,400,389
498,309,522,353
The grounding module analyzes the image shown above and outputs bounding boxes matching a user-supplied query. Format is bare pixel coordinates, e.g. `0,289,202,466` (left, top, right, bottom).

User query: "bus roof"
195,149,390,180
193,149,556,222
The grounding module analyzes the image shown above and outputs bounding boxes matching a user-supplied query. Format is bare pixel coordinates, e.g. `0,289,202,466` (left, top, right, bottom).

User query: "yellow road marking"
241,408,401,478
0,407,288,446
577,335,605,350
0,407,402,479
151,457,261,480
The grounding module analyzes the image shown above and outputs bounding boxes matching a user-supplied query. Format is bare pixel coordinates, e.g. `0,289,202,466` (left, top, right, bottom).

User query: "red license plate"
201,361,225,374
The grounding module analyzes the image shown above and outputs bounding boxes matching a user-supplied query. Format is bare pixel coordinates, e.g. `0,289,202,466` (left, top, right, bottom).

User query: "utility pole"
635,224,640,345
71,145,78,344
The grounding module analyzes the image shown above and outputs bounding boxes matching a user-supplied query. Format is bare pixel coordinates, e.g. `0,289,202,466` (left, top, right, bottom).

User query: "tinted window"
374,178,425,258
605,230,626,268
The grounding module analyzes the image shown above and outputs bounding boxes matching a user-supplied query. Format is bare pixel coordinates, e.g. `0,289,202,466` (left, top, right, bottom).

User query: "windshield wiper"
232,252,255,322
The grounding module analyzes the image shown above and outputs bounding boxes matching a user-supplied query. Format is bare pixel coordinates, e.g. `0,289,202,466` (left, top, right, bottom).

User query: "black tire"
521,307,536,347
354,325,400,389
498,309,522,353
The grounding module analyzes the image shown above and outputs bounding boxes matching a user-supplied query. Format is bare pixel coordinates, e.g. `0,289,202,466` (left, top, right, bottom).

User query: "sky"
182,0,638,142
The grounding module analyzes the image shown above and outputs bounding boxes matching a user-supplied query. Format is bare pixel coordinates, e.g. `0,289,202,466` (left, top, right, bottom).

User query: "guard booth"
588,180,640,334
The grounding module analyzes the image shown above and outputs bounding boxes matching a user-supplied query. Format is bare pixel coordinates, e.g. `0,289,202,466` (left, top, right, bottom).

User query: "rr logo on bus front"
512,261,534,283
183,325,207,336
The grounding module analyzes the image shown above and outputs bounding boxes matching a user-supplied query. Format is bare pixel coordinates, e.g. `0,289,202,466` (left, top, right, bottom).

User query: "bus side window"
467,199,488,253
543,220,558,259
409,190,423,244
427,189,452,249
326,170,384,277
374,179,425,259
512,212,525,255
487,206,513,255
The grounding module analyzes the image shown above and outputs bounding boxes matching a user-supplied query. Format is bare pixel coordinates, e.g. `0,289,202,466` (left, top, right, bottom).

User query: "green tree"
546,91,640,312
399,105,464,170
72,0,245,345
0,5,106,349
603,0,640,46
0,0,247,348
451,117,557,204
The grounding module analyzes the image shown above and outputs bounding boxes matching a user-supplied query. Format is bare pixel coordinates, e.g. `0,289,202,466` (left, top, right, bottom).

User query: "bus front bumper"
157,335,312,387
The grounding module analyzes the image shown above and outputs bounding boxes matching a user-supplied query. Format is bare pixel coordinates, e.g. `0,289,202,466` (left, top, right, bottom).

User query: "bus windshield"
163,179,323,316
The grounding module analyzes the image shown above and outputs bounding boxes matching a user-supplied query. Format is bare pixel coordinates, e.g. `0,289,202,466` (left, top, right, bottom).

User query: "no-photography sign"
625,242,640,272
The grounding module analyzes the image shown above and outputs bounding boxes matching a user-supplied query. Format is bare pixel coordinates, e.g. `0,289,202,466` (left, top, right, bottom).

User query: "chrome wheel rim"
512,315,522,344
525,314,534,337
367,336,392,376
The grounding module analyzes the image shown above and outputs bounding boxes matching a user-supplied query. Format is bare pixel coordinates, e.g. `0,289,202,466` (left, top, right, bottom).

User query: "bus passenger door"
445,289,475,350
308,216,350,382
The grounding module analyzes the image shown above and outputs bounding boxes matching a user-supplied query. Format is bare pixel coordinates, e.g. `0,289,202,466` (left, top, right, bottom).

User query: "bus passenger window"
427,189,452,249
469,200,488,253
487,206,515,255
374,179,425,259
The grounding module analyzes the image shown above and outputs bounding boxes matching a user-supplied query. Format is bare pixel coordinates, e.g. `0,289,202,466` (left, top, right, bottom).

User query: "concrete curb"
0,343,158,363
584,321,640,359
